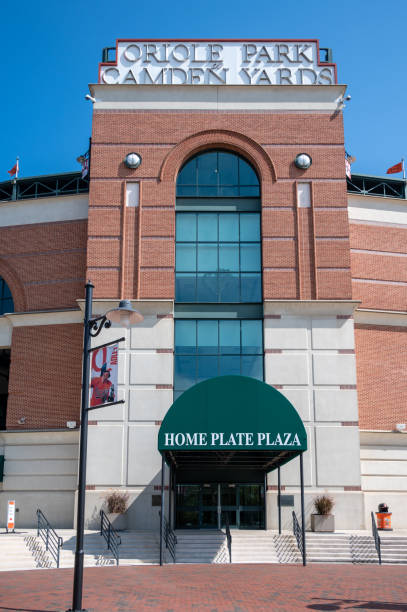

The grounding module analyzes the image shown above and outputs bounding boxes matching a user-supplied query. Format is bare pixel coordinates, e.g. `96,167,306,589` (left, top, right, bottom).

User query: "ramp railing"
36,509,63,568
100,510,121,566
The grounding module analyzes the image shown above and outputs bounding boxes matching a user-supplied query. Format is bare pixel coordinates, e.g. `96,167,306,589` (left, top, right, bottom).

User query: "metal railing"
292,510,304,560
224,512,232,563
100,510,121,566
347,174,406,200
36,509,63,568
159,511,177,563
371,511,382,565
0,172,89,203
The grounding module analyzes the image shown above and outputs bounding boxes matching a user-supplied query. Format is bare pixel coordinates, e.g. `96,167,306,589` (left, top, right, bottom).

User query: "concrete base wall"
0,430,78,529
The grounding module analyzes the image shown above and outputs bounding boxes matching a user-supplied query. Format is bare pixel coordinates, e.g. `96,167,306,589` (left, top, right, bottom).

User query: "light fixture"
105,299,144,328
124,152,142,169
294,153,312,170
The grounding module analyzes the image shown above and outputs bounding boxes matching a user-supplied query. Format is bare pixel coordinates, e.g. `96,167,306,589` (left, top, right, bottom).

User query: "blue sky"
2,0,406,180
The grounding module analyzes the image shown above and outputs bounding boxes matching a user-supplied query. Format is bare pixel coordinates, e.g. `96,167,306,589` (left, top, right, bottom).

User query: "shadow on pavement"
308,598,407,611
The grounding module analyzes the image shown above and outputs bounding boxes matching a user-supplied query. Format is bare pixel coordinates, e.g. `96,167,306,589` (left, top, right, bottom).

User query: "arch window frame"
0,277,14,316
176,149,260,198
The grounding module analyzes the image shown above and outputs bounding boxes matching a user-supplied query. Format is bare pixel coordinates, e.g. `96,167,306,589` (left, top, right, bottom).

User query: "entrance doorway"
175,483,265,529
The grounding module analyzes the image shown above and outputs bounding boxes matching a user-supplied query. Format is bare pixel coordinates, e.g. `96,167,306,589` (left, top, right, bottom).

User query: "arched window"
177,150,260,197
176,151,261,304
0,278,14,315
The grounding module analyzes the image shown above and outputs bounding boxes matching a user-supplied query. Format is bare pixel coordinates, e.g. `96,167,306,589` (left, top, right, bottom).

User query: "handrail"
292,510,304,555
224,512,232,563
36,509,63,568
371,511,382,565
292,510,307,566
159,511,177,563
100,510,121,566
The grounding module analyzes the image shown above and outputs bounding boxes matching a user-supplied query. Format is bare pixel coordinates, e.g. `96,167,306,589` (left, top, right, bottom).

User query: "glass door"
239,484,265,529
176,483,265,529
220,484,265,529
176,484,218,529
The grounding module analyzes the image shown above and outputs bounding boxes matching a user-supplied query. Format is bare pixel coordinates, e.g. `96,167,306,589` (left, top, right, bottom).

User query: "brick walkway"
0,564,406,611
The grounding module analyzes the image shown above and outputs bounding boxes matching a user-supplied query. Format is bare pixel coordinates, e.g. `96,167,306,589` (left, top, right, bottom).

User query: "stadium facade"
0,39,406,533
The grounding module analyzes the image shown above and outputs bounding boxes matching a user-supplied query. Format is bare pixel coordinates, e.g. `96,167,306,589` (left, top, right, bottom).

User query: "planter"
311,513,335,532
107,512,127,531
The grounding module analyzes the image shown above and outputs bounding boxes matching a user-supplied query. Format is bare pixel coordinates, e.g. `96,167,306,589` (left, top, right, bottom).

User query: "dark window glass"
176,150,259,197
175,274,196,302
196,273,218,302
174,319,263,395
176,211,261,303
241,273,262,302
0,278,14,316
176,214,196,242
197,356,218,383
174,355,196,391
176,244,196,272
197,320,218,354
241,355,263,380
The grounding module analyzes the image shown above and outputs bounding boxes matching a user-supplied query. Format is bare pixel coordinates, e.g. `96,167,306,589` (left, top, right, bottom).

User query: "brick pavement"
0,564,406,612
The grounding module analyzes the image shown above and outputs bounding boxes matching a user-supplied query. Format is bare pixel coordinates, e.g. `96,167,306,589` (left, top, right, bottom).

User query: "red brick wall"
350,222,407,310
88,110,351,301
355,324,407,430
0,220,87,311
7,324,83,429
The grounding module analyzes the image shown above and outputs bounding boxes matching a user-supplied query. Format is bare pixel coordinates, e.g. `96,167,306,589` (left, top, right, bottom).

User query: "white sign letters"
100,40,336,86
163,431,301,448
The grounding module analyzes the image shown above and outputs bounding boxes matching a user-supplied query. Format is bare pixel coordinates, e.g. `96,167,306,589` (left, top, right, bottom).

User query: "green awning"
158,376,307,473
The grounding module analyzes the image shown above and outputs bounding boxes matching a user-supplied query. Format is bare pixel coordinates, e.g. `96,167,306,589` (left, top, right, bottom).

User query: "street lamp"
69,282,143,612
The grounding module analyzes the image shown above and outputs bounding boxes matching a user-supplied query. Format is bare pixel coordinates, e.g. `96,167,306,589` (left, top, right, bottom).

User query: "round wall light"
294,153,312,170
124,152,142,169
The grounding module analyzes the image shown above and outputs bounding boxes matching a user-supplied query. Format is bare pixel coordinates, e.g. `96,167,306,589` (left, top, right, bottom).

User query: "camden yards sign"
163,431,302,450
99,39,336,86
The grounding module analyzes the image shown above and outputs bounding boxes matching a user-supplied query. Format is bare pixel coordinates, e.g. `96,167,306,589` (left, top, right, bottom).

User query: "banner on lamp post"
90,343,119,408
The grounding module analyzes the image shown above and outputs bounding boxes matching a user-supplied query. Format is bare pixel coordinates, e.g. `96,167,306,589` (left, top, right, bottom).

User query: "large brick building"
0,39,406,533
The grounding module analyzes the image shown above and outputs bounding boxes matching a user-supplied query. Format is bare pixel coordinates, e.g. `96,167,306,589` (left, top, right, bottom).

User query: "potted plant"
104,490,129,531
311,495,335,532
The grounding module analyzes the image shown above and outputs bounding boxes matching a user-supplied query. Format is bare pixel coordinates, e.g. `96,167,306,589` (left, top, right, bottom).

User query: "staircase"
231,530,300,564
0,532,38,571
0,529,160,571
59,530,160,567
380,536,407,564
175,530,227,563
306,533,378,564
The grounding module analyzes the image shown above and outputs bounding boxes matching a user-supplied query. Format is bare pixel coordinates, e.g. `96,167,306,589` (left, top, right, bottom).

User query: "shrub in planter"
311,495,335,532
104,490,129,530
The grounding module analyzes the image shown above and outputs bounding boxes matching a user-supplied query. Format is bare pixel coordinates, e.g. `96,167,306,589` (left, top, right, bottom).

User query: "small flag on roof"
7,158,19,178
77,149,90,179
386,160,404,176
345,151,355,179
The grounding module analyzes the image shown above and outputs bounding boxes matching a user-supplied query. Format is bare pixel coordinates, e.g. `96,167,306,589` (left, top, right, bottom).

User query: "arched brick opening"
159,129,276,186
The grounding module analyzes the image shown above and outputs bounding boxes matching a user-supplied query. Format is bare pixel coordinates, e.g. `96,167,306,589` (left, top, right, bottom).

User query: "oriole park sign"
100,39,336,87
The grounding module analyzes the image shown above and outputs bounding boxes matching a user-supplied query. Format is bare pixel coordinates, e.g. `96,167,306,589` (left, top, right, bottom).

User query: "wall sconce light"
124,152,142,169
294,153,312,170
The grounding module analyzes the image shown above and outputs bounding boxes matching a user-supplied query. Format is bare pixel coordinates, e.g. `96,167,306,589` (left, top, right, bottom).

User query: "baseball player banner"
90,343,119,407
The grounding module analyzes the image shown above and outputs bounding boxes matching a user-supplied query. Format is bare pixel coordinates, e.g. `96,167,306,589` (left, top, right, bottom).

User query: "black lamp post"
69,281,143,612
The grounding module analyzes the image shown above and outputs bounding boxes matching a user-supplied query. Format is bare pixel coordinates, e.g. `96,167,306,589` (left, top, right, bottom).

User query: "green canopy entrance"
157,376,308,566
158,375,307,472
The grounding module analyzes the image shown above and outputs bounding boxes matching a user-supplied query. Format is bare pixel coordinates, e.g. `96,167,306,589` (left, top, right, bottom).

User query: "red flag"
386,161,403,174
7,162,18,177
